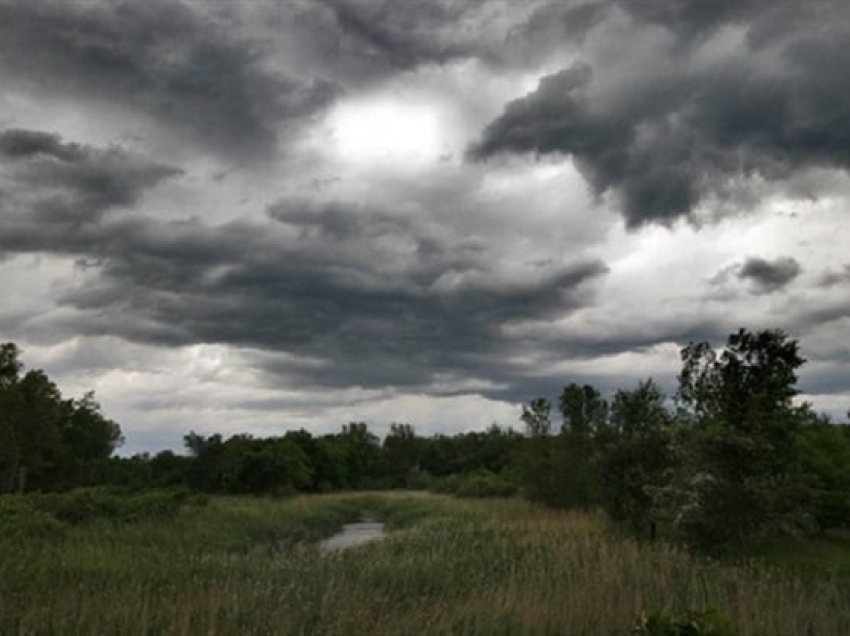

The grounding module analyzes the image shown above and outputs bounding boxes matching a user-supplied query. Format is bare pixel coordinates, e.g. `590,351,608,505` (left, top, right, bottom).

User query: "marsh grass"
1,493,847,635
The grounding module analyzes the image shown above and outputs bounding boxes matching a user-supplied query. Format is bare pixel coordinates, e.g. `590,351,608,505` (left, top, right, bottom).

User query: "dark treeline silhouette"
0,343,122,493
1,328,849,553
105,422,522,496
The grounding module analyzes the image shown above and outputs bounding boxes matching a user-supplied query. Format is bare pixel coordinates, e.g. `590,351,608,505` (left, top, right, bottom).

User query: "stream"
319,521,386,552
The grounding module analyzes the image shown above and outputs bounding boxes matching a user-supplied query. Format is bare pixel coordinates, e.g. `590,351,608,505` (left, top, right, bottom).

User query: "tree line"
518,329,850,551
1,329,849,553
0,343,122,493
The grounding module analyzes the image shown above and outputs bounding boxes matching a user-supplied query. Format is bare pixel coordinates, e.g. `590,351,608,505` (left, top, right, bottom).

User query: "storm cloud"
0,131,608,393
50,211,608,391
0,128,181,227
738,256,802,293
0,0,336,158
2,0,850,450
471,2,850,226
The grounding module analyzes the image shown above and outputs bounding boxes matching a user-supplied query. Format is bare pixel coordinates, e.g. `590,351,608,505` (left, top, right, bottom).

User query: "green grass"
753,529,850,587
1,492,848,635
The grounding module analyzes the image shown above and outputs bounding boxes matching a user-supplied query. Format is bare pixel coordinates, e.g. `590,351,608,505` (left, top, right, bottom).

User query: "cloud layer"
0,129,607,396
471,1,850,226
0,0,337,158
1,0,850,451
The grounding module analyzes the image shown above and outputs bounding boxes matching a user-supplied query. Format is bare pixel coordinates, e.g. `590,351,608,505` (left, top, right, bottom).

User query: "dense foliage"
1,328,849,554
0,343,122,493
517,329,850,552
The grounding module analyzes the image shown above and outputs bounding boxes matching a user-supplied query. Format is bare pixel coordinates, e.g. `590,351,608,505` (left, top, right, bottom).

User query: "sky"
1,0,850,454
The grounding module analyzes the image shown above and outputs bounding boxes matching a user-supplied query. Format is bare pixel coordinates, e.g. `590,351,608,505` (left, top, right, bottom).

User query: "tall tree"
559,384,608,435
557,384,608,508
382,423,421,487
601,379,673,536
670,328,807,551
519,398,557,503
0,343,123,492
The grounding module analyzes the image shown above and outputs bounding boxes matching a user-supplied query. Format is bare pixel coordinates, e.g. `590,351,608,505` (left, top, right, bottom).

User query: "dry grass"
1,493,847,635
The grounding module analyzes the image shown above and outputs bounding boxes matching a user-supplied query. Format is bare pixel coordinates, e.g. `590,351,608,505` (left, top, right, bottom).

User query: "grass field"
1,492,848,635
754,528,850,587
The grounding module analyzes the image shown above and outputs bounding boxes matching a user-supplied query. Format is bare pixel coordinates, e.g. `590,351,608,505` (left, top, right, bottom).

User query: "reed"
1,493,847,635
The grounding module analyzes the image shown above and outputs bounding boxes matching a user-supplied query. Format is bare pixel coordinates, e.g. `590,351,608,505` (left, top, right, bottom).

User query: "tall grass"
1,493,847,635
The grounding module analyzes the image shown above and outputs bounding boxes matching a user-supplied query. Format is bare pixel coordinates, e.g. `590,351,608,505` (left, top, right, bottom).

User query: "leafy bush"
809,489,850,529
455,471,517,498
0,496,65,539
430,471,517,498
429,474,462,494
632,608,736,636
25,487,206,525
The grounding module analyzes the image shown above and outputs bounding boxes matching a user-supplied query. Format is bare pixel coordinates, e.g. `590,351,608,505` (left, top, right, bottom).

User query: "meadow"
1,492,848,635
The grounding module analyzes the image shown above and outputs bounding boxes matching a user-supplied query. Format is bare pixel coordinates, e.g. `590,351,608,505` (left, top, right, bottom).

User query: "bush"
430,471,517,498
404,466,431,490
0,496,66,539
429,474,462,494
31,489,122,523
809,488,850,530
455,471,517,498
25,488,206,525
632,608,736,636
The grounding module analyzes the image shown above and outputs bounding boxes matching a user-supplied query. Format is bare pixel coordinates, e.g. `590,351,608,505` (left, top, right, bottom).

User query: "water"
319,521,385,552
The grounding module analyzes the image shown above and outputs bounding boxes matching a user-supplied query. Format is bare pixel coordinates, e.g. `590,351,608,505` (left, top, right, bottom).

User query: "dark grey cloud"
819,265,850,288
0,129,85,161
738,256,801,293
0,0,336,158
470,2,850,226
259,0,581,85
613,1,834,51
0,128,181,224
310,0,479,72
522,1,821,54
512,2,608,54
47,212,605,391
62,217,606,392
0,135,608,394
268,199,414,242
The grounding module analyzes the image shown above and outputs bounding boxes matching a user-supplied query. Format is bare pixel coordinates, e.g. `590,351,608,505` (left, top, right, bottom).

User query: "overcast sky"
2,0,849,453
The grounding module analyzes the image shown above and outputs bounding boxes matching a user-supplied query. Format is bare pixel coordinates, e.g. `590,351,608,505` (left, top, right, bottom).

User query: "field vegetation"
2,492,848,636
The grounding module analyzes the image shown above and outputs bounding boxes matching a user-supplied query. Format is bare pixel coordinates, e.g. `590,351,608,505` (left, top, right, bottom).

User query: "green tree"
0,343,123,492
519,398,558,503
334,422,381,489
60,391,124,484
14,369,66,490
0,343,22,491
796,409,850,529
382,423,421,488
184,432,225,491
559,383,608,435
610,379,668,436
669,328,807,551
556,384,608,508
228,438,312,495
600,379,672,537
285,429,346,492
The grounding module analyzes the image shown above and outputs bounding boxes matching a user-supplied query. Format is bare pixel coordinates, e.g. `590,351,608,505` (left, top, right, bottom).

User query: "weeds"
0,493,847,635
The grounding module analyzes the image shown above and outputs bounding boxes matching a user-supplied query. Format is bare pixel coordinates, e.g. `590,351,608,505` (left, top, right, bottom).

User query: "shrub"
429,474,462,494
455,471,517,498
428,470,517,498
632,608,736,636
25,488,206,525
0,496,66,539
